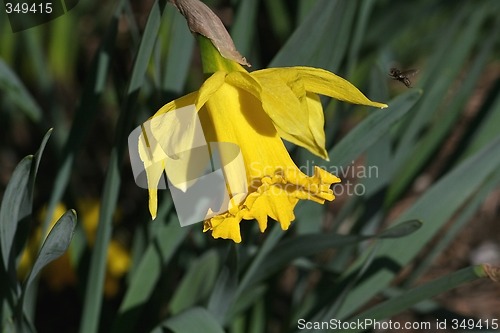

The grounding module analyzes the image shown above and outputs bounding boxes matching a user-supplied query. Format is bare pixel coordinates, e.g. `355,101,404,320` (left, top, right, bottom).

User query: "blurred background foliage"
1,0,500,332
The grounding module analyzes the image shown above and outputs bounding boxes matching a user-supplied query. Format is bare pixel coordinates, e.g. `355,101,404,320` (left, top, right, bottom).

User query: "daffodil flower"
139,61,386,243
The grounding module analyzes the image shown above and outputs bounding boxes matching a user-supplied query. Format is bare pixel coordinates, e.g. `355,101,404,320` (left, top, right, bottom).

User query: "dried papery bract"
169,0,250,67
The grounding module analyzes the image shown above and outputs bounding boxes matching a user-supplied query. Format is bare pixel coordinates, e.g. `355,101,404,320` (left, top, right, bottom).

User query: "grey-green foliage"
2,0,500,332
0,130,77,333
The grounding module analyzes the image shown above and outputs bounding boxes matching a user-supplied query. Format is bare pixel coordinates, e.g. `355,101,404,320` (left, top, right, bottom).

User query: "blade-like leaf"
248,299,265,333
161,307,225,333
391,3,489,183
328,90,421,168
207,244,238,323
24,210,77,290
386,18,498,205
270,0,355,72
42,3,121,237
231,0,259,58
0,157,32,270
235,224,284,299
336,135,500,319
248,220,421,292
170,250,220,315
403,170,500,286
461,84,500,160
348,265,490,332
111,215,188,333
0,60,42,122
377,220,422,239
226,285,267,322
162,5,194,93
80,2,169,333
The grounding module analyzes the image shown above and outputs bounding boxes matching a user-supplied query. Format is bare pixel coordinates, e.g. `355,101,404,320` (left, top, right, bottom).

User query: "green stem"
198,35,243,74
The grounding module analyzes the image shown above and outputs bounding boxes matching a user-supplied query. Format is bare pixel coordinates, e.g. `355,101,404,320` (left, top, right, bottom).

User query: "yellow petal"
303,92,328,160
205,214,242,243
139,66,361,242
228,70,328,159
199,82,340,242
243,182,298,232
196,71,227,110
138,137,165,219
156,92,199,115
138,93,198,220
258,66,388,109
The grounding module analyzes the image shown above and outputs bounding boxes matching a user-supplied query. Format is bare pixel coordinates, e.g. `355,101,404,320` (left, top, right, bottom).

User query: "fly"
389,68,418,88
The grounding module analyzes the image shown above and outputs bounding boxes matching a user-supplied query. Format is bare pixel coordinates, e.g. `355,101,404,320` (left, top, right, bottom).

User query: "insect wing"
400,69,418,77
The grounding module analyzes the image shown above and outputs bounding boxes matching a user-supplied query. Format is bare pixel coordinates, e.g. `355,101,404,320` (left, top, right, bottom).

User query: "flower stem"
198,35,244,74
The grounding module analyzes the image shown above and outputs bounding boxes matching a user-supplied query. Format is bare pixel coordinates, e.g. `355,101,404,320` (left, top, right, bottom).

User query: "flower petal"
204,214,242,243
258,66,388,109
138,139,166,220
196,71,227,110
140,92,201,219
228,70,328,159
303,92,328,160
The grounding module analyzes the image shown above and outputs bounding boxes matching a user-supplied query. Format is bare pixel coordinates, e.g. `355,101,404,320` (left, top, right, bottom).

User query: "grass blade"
161,307,225,333
23,210,77,291
328,90,421,168
0,157,32,271
79,2,168,333
169,250,220,315
348,265,493,332
207,244,238,323
0,59,42,122
111,215,188,333
336,135,500,319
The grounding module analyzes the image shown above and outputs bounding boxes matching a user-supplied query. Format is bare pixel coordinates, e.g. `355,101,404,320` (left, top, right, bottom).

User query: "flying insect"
389,68,418,88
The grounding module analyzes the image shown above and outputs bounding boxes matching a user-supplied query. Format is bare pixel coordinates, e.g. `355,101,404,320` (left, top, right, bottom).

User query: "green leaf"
111,215,188,333
79,2,169,333
348,265,489,332
19,129,52,257
170,250,220,315
11,210,76,333
386,17,498,205
392,3,489,180
336,135,500,319
346,0,376,76
128,0,166,94
11,313,36,333
0,59,42,122
23,210,77,291
328,90,421,168
270,0,353,71
0,156,31,271
248,299,265,333
235,224,284,300
207,244,238,323
161,307,225,333
403,170,500,286
227,285,267,322
377,220,422,239
461,81,500,160
0,128,51,263
231,0,259,58
42,4,121,237
246,220,421,293
0,129,51,331
263,0,291,42
162,5,195,93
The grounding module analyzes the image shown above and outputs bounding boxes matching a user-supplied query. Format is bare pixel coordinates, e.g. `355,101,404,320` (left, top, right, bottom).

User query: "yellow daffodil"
139,62,386,243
